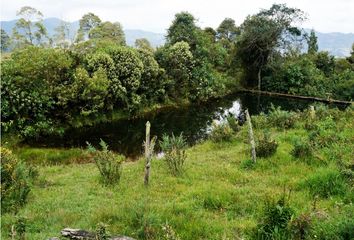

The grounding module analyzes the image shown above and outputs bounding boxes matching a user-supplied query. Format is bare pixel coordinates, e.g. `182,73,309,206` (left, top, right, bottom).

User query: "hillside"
1,18,353,55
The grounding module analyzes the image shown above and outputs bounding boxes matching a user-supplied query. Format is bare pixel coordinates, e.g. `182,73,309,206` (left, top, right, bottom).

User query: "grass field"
1,106,353,239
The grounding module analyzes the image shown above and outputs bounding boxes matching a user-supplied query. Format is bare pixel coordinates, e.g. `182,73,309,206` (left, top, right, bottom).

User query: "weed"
256,131,278,158
87,140,124,185
160,133,187,176
209,121,234,142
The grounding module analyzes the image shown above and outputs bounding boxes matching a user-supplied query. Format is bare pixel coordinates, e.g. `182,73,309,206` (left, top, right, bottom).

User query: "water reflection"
29,93,346,158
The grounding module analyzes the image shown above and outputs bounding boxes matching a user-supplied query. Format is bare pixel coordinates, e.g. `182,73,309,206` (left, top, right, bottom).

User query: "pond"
28,92,347,158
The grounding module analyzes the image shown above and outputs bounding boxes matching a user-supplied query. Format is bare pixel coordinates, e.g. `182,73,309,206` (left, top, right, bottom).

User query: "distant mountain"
1,18,353,56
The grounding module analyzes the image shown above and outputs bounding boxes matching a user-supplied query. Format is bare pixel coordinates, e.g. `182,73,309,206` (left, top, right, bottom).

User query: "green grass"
1,108,353,239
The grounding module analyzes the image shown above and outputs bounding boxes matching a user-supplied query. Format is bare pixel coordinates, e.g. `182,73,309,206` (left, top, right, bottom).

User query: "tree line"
1,4,353,138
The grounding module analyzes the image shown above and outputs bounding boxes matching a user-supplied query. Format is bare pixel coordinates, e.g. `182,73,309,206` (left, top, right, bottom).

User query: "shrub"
87,140,124,185
0,147,36,213
290,213,312,240
256,132,278,158
302,169,348,198
226,114,240,132
309,117,339,148
253,194,294,239
209,121,234,142
291,139,313,160
268,105,297,129
159,133,187,176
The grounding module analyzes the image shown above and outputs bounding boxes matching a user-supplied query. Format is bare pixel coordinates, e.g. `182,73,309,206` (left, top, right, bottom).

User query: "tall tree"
12,6,49,47
88,21,125,45
236,4,306,90
216,18,239,43
76,12,101,42
307,29,318,54
135,38,154,52
53,21,71,48
166,12,198,48
1,29,10,51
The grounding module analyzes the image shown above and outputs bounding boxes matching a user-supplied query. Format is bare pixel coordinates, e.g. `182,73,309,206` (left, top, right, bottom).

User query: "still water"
29,93,345,158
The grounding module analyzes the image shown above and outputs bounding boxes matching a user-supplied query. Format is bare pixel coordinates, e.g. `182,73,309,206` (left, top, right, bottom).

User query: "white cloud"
1,0,354,33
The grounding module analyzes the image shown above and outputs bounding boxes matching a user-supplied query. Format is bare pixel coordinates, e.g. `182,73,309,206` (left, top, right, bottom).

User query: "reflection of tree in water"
28,93,347,158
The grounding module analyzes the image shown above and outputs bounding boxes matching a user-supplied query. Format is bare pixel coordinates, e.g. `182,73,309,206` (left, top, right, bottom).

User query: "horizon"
1,0,354,34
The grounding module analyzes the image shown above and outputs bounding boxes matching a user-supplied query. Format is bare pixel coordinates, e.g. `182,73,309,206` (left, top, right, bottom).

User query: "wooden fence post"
245,109,257,163
309,105,315,119
144,121,156,186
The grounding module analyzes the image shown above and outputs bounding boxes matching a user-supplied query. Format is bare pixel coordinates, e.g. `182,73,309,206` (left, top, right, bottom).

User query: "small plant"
87,140,124,185
209,121,234,142
96,222,109,240
290,213,312,240
268,105,297,129
14,216,27,240
240,159,256,170
256,131,278,158
302,169,348,198
308,117,339,148
162,222,180,240
1,147,36,213
253,193,294,240
226,114,240,132
160,133,187,176
291,139,313,160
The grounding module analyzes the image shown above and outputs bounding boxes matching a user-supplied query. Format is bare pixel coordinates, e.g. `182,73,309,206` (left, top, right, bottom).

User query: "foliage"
159,133,187,176
268,105,297,129
226,114,240,132
253,194,294,239
306,29,318,54
89,21,125,45
1,46,72,137
209,121,234,142
12,6,50,47
0,148,36,213
87,140,124,185
302,168,348,198
255,131,278,158
1,28,11,51
135,38,154,52
236,4,306,89
289,213,312,240
291,139,313,160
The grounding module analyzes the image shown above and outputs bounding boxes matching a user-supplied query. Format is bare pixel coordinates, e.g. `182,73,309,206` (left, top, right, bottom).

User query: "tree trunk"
245,109,256,163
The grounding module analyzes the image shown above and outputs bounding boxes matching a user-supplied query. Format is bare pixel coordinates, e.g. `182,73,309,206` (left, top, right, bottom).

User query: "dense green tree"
166,12,198,48
135,38,154,52
1,47,73,137
236,4,306,90
216,18,239,50
89,21,125,45
12,6,50,47
1,29,10,51
204,27,217,42
158,41,194,98
313,51,335,77
347,43,354,64
307,29,318,54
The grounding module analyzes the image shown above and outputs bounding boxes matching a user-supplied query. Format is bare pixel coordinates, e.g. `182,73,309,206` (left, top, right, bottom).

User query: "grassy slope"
1,110,353,239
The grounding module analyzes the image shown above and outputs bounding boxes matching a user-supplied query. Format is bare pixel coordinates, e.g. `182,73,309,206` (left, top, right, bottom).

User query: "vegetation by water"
1,4,353,140
1,105,353,239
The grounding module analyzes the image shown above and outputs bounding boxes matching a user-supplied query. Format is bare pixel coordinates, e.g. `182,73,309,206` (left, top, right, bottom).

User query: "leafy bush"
256,132,278,158
302,169,348,198
289,213,312,240
291,139,313,160
309,117,339,148
160,133,187,176
209,121,234,142
268,105,297,129
0,147,36,213
253,195,294,239
226,114,240,132
87,140,124,185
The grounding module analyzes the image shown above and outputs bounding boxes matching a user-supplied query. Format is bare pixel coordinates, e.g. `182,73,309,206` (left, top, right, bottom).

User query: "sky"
1,0,354,33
